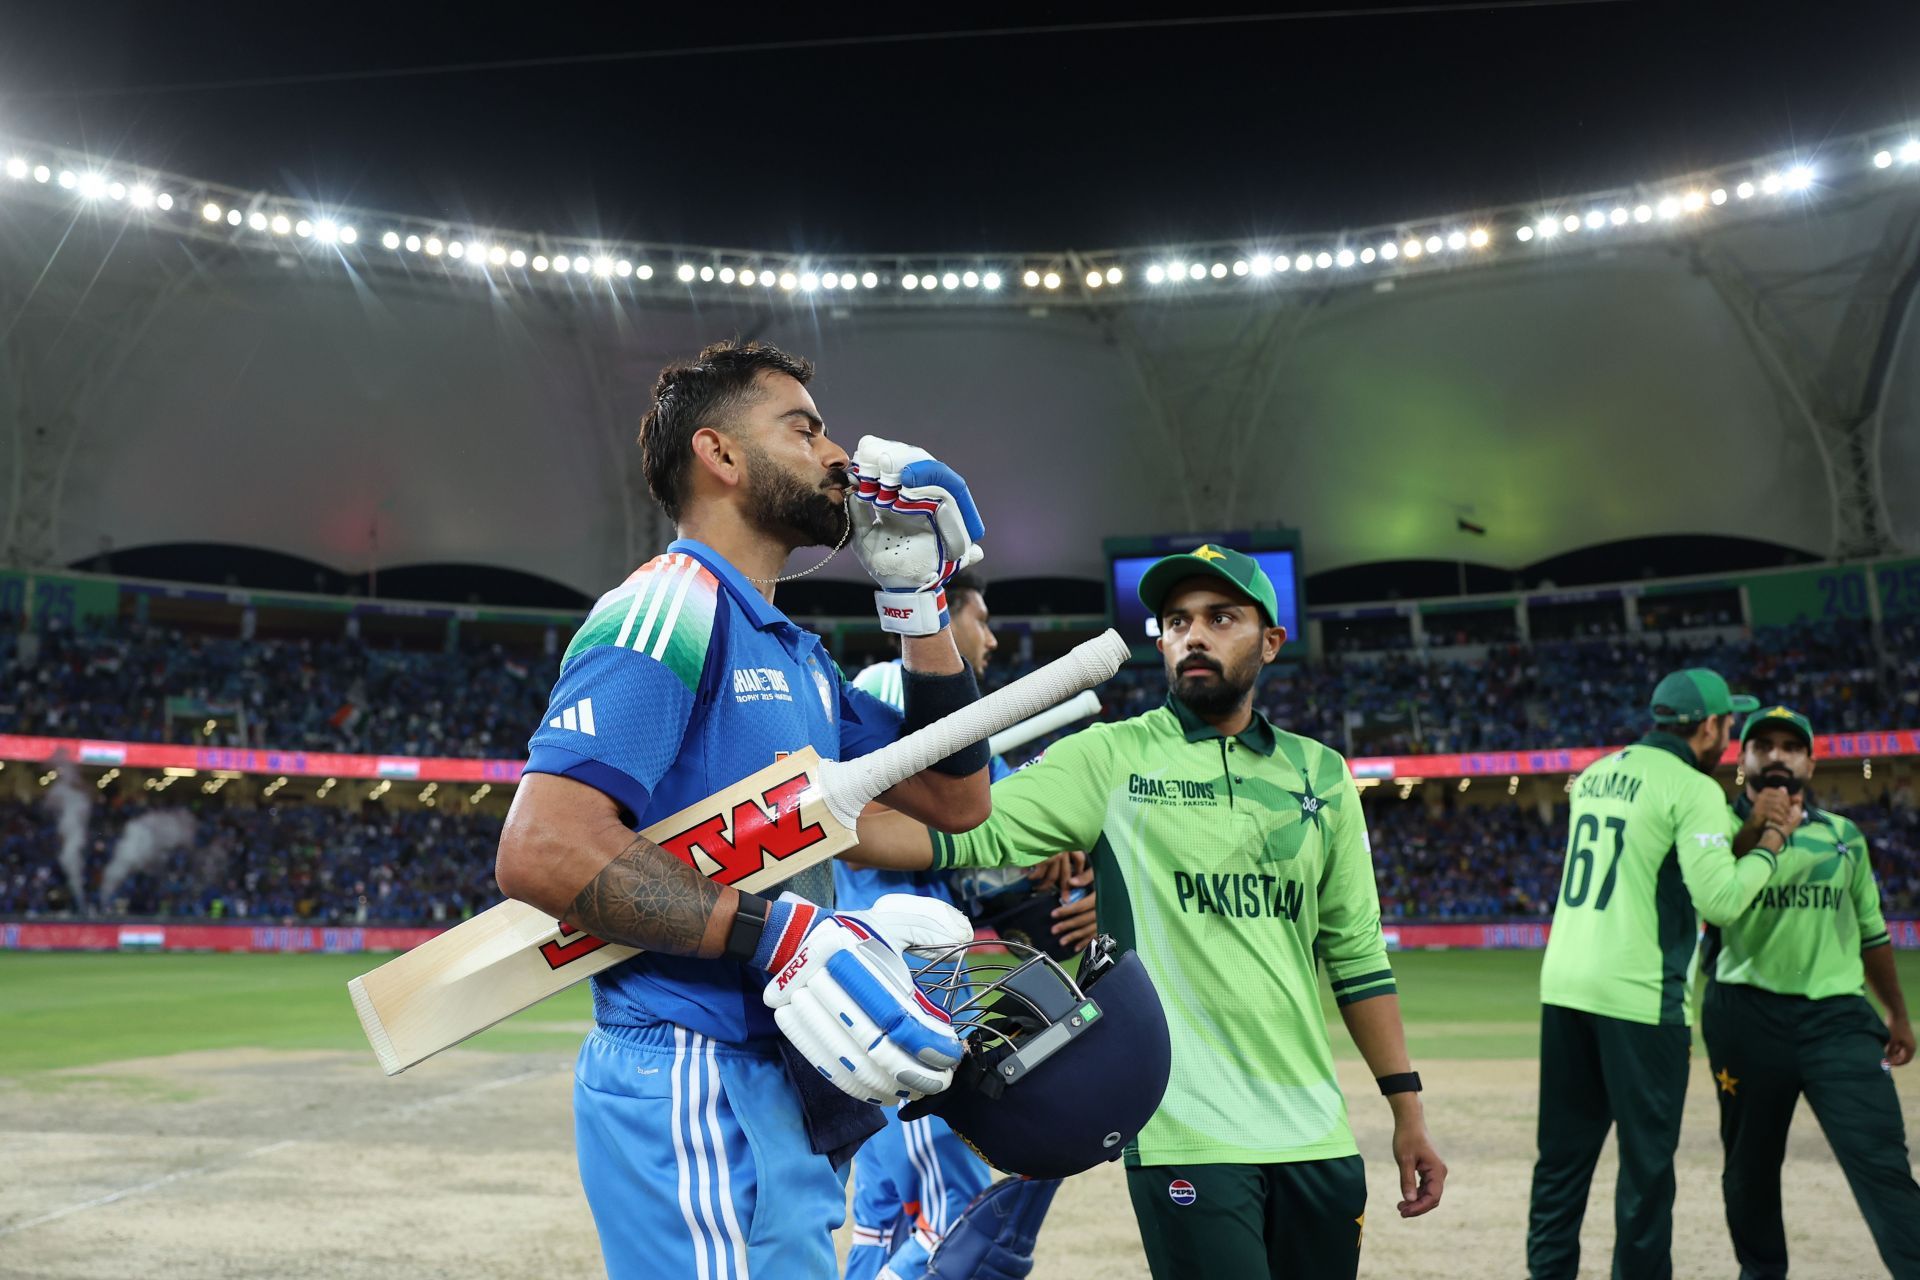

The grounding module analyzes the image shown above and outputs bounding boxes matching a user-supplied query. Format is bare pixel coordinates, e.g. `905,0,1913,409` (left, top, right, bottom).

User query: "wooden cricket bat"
347,629,1131,1075
987,688,1102,757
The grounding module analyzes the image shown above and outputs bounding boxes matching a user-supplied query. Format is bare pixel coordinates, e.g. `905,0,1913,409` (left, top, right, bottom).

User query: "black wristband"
722,891,773,964
900,665,991,777
1376,1071,1423,1096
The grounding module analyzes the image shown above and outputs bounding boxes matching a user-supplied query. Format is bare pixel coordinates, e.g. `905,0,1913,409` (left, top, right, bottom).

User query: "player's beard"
1169,648,1260,718
743,447,849,548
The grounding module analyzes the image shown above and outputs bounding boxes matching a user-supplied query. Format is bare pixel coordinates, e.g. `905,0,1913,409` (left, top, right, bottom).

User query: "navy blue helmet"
901,935,1171,1179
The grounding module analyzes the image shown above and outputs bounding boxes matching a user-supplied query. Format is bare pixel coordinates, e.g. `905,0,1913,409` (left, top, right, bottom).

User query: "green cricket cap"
1137,544,1280,627
1648,667,1760,724
1742,704,1814,748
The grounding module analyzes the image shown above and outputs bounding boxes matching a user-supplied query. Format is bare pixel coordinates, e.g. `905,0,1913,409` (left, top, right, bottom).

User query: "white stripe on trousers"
703,1039,751,1280
669,1027,713,1280
684,1029,731,1280
903,1115,949,1241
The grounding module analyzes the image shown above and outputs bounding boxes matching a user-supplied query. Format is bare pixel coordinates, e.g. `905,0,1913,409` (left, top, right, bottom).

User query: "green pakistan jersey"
1539,733,1779,1027
929,696,1395,1167
1704,793,1890,1000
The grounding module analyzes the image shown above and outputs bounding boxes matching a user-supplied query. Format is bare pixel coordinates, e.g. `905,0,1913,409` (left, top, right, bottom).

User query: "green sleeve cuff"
1863,932,1892,950
1335,982,1399,1008
929,829,957,869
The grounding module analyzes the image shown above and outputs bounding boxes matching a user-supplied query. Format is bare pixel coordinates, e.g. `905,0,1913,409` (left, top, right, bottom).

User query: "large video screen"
1109,548,1301,658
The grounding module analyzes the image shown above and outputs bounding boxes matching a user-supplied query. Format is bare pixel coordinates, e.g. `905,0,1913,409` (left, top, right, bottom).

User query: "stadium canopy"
0,129,1914,599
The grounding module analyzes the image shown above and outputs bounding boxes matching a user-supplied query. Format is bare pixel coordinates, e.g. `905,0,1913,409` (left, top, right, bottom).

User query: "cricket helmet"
900,935,1171,1178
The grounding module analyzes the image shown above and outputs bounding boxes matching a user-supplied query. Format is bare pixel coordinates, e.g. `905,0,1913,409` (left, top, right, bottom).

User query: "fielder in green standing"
845,546,1447,1279
1700,704,1920,1279
1527,668,1799,1280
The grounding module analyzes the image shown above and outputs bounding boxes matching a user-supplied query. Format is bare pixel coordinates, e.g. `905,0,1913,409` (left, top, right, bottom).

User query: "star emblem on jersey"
1191,544,1227,563
1716,1067,1740,1096
1289,777,1327,828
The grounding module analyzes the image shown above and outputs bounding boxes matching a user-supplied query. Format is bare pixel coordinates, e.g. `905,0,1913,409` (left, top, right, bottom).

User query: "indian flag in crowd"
79,742,127,765
565,553,719,692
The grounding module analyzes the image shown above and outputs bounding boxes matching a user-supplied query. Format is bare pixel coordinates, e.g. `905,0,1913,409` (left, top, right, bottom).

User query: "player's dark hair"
639,340,815,523
946,569,987,614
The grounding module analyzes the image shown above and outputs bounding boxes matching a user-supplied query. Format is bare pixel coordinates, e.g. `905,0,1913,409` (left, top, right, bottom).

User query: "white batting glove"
754,892,972,1104
848,436,986,636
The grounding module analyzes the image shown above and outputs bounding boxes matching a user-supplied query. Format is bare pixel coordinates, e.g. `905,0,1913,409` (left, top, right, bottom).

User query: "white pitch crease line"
0,1065,557,1238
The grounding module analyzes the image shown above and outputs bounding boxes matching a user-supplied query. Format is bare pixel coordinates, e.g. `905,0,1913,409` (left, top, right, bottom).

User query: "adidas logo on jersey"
549,697,596,735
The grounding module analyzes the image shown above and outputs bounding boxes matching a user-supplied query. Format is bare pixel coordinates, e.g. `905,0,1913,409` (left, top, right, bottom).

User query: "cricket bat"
348,629,1131,1075
987,688,1102,757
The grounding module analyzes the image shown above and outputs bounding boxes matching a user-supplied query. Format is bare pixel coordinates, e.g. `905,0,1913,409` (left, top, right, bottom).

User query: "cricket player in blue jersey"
841,573,1097,1280
494,340,997,1280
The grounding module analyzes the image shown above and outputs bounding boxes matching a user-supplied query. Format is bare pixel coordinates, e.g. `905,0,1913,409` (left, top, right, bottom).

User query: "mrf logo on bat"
538,766,829,973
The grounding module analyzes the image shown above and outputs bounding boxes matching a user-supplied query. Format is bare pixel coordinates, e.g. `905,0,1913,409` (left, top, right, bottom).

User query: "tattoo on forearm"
566,836,721,957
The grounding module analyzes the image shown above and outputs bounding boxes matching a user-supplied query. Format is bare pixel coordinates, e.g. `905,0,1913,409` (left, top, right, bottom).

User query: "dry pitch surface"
5,951,1920,1278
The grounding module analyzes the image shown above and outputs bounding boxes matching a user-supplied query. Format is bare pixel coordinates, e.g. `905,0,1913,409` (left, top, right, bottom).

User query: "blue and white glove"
756,891,972,1104
849,436,986,636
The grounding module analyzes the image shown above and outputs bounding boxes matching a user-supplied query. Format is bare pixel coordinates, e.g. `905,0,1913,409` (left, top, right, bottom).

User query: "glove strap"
749,892,822,974
874,588,949,636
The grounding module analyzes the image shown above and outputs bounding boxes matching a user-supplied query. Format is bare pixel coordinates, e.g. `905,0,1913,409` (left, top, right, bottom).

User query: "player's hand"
1025,850,1085,898
1888,1016,1916,1067
1028,853,1099,951
848,437,985,631
756,892,971,1104
1392,1116,1447,1217
1746,788,1797,838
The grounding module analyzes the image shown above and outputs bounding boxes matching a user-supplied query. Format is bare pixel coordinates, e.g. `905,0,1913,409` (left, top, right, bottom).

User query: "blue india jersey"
524,537,903,1043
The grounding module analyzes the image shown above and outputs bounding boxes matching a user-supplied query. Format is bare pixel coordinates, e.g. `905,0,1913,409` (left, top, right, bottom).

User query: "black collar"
1638,730,1709,773
1166,694,1278,756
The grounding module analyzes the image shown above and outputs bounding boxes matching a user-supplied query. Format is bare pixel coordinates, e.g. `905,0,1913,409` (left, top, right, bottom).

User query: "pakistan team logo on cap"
1191,544,1228,563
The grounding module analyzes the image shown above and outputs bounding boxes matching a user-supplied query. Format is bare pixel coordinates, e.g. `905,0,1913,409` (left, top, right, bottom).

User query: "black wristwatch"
724,891,773,964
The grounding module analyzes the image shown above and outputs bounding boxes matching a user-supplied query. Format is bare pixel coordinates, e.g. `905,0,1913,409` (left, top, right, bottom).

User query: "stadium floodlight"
406,234,423,252
339,226,356,244
1901,141,1920,163
821,271,839,289
1562,214,1580,233
1424,235,1442,253
863,271,880,288
248,210,268,231
1146,264,1166,283
1709,188,1727,205
1183,263,1202,280
1608,207,1628,225
1042,271,1061,289
488,245,507,265
381,230,401,249
738,269,757,288
57,170,75,188
1334,249,1354,268
1022,269,1040,287
4,157,25,179
1469,227,1489,247
1401,237,1423,257
1784,165,1813,190
32,164,50,183
295,219,313,238
1105,266,1122,284
615,259,632,277
1161,261,1181,280
695,265,713,281
637,264,654,280
964,269,981,287
758,269,776,286
532,254,549,271
447,240,465,258
676,263,696,282
1633,204,1652,222
941,271,958,289
1682,191,1705,212
903,273,921,290
424,236,443,255
1585,211,1605,230
157,192,174,211
508,248,524,267
1085,269,1103,288
1875,150,1895,169
803,272,821,290
1760,172,1783,194
203,201,222,221
316,219,339,243
71,172,103,198
1445,230,1466,250
720,266,737,283
270,214,291,235
1249,255,1271,276
1735,181,1755,198
1294,253,1312,271
1212,261,1229,277
226,208,242,226
1360,247,1376,264
1232,259,1249,276
1656,197,1678,219
107,180,127,200
1379,241,1398,260
779,272,798,290
1516,225,1535,242
572,256,590,274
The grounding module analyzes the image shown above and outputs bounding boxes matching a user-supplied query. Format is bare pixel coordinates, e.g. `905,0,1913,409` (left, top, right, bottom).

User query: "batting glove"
756,892,972,1104
848,436,986,636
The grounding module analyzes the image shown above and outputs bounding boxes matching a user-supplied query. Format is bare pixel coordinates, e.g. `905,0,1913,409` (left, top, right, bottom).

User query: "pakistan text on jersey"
1576,770,1644,804
1173,871,1304,921
1128,774,1217,804
1755,884,1848,911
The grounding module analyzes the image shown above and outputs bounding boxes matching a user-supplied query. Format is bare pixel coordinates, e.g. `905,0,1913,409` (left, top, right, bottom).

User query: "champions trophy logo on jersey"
811,665,834,719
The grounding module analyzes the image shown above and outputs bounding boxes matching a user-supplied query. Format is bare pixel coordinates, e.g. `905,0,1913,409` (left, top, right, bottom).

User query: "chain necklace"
741,505,853,586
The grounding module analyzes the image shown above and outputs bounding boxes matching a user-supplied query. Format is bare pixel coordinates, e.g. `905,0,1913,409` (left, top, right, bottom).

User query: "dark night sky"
2,1,1918,254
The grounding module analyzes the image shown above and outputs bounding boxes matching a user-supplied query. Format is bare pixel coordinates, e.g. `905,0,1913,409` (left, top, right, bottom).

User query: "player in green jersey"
1701,704,1920,1278
843,545,1446,1280
1527,667,1798,1280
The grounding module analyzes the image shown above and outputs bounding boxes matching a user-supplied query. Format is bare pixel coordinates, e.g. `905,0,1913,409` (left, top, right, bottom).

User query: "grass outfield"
6,948,1920,1075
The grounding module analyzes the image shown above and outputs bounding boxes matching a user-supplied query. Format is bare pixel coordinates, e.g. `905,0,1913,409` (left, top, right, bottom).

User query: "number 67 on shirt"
346,630,1130,1076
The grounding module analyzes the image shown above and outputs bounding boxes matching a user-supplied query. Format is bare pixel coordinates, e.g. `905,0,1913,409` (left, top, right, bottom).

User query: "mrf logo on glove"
848,436,985,637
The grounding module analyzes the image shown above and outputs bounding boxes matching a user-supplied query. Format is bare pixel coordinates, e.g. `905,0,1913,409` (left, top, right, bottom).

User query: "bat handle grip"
817,628,1130,830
